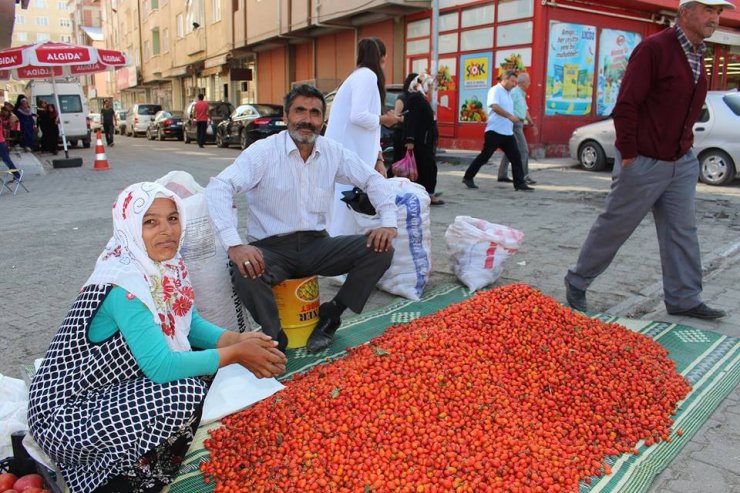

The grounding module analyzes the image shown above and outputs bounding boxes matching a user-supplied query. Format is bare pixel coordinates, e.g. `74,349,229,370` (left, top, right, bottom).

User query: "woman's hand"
379,110,400,127
219,332,287,378
405,143,414,150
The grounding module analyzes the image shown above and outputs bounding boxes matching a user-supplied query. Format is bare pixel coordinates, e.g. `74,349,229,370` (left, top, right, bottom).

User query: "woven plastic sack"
391,149,418,181
156,171,248,332
445,216,524,292
354,178,432,300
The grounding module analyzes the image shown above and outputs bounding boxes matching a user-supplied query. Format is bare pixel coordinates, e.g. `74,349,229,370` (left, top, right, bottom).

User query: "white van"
26,80,92,148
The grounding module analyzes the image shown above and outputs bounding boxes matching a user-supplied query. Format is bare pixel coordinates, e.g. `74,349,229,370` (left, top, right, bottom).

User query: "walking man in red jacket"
564,0,733,319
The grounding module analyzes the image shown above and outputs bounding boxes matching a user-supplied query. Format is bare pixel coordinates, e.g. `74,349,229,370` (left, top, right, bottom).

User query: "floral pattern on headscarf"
85,182,195,351
409,73,434,95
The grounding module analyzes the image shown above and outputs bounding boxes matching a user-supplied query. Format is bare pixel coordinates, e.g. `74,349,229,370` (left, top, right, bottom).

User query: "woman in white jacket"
326,37,400,236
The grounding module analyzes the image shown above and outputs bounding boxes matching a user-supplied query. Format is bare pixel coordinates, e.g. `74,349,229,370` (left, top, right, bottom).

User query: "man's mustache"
295,122,318,132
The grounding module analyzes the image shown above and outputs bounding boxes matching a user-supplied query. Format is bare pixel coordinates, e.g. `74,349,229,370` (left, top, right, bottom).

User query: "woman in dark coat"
14,96,36,152
38,101,59,154
403,73,443,205
391,72,418,165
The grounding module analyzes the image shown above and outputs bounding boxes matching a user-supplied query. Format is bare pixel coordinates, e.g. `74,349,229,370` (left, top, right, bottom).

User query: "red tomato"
0,472,18,490
20,488,45,493
3,490,20,493
12,474,44,492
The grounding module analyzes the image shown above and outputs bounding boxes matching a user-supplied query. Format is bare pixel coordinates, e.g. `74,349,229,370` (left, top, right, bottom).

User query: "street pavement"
1,136,738,491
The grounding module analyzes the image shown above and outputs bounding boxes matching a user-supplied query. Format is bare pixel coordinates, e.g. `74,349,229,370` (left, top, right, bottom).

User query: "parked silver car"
568,91,740,186
125,103,163,137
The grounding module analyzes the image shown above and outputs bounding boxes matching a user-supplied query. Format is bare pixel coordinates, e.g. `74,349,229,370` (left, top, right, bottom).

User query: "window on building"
439,33,458,54
497,0,534,22
60,18,71,28
152,28,160,55
407,39,429,56
461,4,494,28
151,0,159,8
460,26,494,51
407,19,430,38
439,12,458,31
36,16,49,26
57,1,67,10
176,13,184,38
16,32,28,42
144,40,151,60
212,0,221,22
162,28,170,52
35,0,46,8
60,34,72,42
36,32,50,41
15,14,25,24
496,20,533,47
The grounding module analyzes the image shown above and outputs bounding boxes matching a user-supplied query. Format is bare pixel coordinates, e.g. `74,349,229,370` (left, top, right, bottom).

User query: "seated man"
206,84,398,354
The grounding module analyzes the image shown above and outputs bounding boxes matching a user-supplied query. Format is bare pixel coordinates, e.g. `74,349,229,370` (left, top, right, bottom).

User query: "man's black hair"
198,93,205,100
284,84,325,115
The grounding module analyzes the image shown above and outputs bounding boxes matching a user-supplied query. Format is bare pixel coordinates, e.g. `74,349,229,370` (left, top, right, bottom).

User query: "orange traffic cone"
92,129,110,171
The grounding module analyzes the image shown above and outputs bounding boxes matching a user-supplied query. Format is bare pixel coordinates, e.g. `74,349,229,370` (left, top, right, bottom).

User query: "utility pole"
430,0,439,115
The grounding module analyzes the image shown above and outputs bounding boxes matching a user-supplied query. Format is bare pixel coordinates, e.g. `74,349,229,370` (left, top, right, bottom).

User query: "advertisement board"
458,52,493,123
545,22,597,116
596,29,642,116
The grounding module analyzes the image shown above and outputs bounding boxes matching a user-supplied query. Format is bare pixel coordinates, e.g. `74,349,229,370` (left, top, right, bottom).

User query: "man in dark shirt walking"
192,94,209,148
564,0,733,320
100,100,117,147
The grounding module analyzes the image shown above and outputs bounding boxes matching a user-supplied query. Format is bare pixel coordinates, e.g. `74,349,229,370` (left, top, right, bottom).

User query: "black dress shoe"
515,184,535,191
525,177,537,185
497,177,513,183
306,314,342,353
564,278,587,311
668,303,726,320
277,330,288,353
462,178,478,189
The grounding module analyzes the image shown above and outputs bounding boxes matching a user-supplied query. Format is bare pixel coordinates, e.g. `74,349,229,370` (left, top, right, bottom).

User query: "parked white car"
568,91,740,186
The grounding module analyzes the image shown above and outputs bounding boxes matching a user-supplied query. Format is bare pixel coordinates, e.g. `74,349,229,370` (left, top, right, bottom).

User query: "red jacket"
613,27,707,161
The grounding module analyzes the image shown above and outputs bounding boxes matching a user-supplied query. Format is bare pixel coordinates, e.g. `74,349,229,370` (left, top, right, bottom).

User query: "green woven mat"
169,285,740,493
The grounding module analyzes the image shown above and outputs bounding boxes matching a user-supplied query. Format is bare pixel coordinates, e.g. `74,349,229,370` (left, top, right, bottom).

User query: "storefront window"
407,39,430,56
440,0,468,8
461,27,494,51
439,12,459,31
439,33,458,54
496,21,533,47
497,0,534,23
461,4,494,28
407,19,430,38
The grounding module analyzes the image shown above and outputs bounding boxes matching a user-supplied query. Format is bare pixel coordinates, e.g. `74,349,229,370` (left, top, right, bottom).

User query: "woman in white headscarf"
28,182,286,493
403,73,443,205
325,37,400,236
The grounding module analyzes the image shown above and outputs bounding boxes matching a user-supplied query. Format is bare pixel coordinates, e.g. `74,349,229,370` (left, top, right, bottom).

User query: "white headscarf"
409,73,433,95
85,182,194,351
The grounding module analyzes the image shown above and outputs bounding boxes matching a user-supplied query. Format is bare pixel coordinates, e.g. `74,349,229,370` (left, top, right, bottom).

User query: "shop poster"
545,22,596,116
596,29,642,116
458,52,492,123
436,57,458,124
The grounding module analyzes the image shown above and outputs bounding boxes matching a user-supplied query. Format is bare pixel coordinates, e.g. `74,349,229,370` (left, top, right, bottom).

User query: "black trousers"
196,121,207,146
232,231,393,341
103,122,114,145
463,130,525,188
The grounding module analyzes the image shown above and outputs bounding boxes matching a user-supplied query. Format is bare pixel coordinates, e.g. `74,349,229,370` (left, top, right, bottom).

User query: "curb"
606,236,740,317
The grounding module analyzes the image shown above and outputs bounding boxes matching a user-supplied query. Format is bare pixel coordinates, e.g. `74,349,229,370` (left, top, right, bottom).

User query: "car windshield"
159,112,172,119
209,102,233,117
254,105,283,117
722,93,740,116
170,110,183,118
138,105,161,115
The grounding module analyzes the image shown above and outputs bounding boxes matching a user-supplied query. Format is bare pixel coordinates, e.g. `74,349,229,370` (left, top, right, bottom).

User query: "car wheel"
158,129,165,141
699,149,736,186
184,131,191,144
216,133,226,148
578,141,607,171
240,130,252,150
146,128,152,140
82,139,91,149
69,139,78,148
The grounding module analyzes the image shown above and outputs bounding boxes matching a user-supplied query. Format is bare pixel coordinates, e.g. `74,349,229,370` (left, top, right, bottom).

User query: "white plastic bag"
0,374,29,460
445,216,524,292
201,364,284,425
355,178,432,300
156,171,248,332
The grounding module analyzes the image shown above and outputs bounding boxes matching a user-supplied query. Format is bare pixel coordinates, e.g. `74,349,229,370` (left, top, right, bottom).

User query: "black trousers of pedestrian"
414,144,438,195
103,122,114,145
231,231,393,342
463,130,525,189
196,121,207,147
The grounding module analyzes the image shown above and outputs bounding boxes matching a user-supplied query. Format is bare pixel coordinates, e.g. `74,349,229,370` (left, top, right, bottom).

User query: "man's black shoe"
462,178,478,189
564,278,587,311
497,177,513,183
277,330,288,354
525,177,537,185
668,303,726,320
306,313,342,353
515,184,535,192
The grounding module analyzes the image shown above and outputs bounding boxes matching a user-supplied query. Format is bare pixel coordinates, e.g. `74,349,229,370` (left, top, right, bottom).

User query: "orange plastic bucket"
272,276,320,348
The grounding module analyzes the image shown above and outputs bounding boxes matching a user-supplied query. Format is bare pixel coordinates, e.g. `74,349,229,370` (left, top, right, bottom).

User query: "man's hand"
509,114,521,123
228,244,265,279
366,227,397,252
622,157,637,167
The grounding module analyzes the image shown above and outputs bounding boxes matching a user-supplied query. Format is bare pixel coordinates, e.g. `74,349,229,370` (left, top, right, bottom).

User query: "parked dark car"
182,100,234,144
146,110,184,141
216,103,285,150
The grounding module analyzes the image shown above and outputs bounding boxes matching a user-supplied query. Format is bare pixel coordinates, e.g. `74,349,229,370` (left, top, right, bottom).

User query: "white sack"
156,171,247,332
445,216,524,292
355,178,432,300
0,374,29,460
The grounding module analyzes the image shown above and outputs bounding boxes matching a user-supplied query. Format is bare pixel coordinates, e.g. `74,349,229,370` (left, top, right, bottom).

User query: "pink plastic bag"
391,149,418,181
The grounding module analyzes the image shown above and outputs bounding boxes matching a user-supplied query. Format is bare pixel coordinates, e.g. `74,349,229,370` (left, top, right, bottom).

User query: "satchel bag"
340,187,377,216
391,149,418,181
